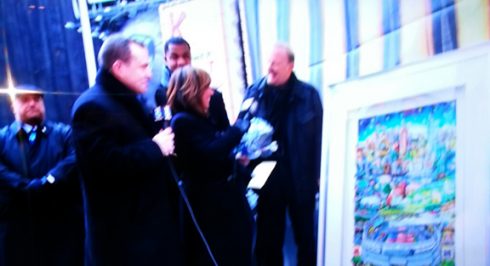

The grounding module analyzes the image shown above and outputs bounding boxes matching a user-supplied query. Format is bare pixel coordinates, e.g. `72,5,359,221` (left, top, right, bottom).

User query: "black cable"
166,158,219,266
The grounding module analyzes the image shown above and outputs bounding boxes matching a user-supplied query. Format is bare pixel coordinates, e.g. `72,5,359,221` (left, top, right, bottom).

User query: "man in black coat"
0,85,84,266
71,34,181,266
240,43,323,266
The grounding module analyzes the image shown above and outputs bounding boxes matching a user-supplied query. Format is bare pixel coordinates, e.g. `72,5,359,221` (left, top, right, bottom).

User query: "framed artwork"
317,43,490,266
352,97,457,266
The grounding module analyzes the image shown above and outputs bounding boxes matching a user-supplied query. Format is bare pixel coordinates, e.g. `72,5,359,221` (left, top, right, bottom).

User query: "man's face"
12,94,45,125
266,47,294,86
165,43,191,72
113,43,152,94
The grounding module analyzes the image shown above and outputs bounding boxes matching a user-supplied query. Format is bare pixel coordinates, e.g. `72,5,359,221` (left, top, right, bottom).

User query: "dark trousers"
255,172,317,266
0,217,84,266
183,179,254,266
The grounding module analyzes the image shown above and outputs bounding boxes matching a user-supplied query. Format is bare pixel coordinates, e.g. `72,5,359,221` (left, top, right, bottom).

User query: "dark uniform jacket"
71,69,182,266
0,121,84,266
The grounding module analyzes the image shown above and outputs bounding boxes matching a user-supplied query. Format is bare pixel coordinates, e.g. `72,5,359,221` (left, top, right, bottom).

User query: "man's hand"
236,153,250,166
152,127,175,156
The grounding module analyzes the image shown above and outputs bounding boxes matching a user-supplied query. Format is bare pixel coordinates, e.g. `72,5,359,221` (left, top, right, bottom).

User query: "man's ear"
111,60,123,76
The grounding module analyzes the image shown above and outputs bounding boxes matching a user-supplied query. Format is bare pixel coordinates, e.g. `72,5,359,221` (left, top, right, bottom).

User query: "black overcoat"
0,121,84,266
71,69,182,266
171,111,254,266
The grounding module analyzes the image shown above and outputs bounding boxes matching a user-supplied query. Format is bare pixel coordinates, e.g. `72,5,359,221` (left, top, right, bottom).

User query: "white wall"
318,43,490,266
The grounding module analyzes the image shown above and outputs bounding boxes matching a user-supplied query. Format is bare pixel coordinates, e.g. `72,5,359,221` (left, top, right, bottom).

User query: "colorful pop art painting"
353,101,456,266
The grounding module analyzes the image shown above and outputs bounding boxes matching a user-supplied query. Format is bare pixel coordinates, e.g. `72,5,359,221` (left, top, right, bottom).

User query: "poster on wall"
353,101,456,266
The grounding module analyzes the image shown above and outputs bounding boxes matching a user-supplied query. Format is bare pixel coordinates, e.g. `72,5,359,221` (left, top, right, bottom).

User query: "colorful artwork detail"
353,101,456,266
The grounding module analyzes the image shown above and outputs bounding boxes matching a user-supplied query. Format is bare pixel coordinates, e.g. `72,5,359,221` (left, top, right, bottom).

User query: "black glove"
23,176,48,191
234,119,251,133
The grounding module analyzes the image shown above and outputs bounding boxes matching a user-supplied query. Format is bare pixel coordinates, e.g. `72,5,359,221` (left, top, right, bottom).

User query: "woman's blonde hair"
167,66,211,116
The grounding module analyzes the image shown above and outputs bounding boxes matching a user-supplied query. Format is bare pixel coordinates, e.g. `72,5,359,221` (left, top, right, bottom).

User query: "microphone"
163,105,172,129
154,88,171,128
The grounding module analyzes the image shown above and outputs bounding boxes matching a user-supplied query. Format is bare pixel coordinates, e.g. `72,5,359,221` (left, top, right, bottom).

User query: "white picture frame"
317,43,490,266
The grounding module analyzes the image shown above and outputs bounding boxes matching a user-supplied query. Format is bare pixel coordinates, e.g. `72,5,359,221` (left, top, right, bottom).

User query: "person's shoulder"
74,86,94,106
171,112,195,123
210,89,225,102
170,112,199,129
72,85,109,114
293,76,316,90
0,121,18,132
295,78,319,95
211,88,222,96
45,121,71,133
0,123,13,137
245,77,267,97
249,77,267,89
0,122,20,143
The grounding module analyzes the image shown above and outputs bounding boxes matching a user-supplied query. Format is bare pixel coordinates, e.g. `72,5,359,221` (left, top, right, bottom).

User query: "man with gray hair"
71,34,182,265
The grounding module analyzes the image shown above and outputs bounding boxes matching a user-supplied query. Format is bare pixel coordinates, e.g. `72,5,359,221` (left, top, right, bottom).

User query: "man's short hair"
98,34,150,70
164,36,191,54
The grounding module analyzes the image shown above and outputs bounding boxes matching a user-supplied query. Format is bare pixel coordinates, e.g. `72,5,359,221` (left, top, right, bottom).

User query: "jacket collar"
12,121,49,137
257,72,304,103
96,68,138,98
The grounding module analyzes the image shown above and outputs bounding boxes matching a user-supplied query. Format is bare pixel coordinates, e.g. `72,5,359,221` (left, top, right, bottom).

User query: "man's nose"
27,99,37,106
177,58,187,66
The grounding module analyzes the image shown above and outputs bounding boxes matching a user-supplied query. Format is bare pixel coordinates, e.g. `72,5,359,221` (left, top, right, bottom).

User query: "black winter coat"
0,121,84,266
71,69,182,266
171,111,254,266
241,73,323,195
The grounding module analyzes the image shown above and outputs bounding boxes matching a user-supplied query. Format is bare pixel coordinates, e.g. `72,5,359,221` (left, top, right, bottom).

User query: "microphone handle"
163,105,173,129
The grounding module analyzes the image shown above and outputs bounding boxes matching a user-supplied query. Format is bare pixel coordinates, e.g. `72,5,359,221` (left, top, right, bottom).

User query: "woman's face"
200,87,214,112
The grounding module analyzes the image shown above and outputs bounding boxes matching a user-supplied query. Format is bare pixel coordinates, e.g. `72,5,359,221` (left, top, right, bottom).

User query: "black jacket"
241,73,323,195
0,121,83,266
171,111,253,266
71,69,182,266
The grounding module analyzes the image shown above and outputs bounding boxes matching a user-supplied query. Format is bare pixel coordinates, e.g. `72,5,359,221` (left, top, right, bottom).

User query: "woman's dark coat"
171,110,253,266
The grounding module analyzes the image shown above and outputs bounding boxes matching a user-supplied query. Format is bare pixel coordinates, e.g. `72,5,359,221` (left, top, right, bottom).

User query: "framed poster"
352,95,457,266
317,43,490,266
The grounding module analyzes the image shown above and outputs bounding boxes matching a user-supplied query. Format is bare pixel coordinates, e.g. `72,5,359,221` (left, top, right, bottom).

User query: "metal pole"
78,0,97,86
